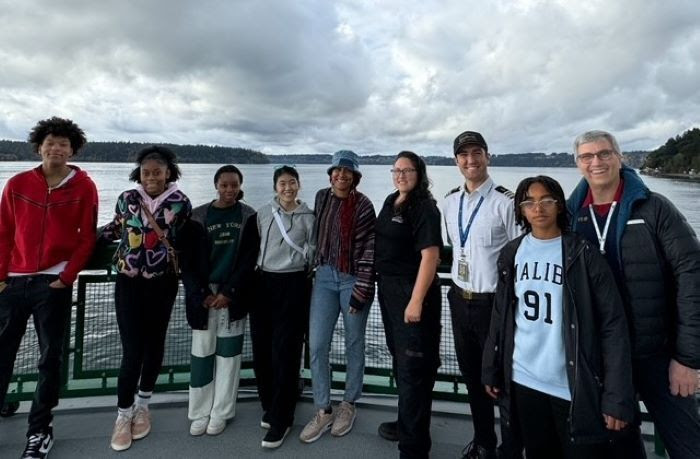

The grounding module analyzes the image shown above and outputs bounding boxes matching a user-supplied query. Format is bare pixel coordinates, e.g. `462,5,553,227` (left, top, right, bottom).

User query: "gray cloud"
0,0,699,155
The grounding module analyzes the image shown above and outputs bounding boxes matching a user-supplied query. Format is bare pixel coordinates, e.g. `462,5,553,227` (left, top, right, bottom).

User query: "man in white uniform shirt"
442,131,522,459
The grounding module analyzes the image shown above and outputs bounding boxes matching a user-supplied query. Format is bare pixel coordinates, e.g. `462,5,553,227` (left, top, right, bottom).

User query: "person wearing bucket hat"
326,150,363,178
442,131,523,459
299,150,376,443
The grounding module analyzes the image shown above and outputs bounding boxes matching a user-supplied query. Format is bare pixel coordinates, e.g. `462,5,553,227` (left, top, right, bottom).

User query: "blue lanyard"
458,192,484,249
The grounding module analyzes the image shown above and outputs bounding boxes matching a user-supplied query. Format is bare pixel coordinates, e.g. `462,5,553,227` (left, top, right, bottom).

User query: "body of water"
1,162,697,232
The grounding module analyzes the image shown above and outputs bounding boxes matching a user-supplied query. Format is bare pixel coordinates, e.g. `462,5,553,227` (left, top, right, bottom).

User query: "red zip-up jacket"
0,165,98,284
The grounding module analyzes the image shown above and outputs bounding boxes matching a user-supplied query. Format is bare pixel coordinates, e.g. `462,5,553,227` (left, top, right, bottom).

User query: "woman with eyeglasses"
229,165,315,449
375,151,442,459
482,175,635,458
179,165,254,438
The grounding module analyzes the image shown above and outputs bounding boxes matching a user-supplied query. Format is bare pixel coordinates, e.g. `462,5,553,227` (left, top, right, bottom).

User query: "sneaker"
261,425,291,449
21,427,53,459
299,409,334,443
330,401,356,437
190,416,209,436
461,441,498,459
206,418,226,435
110,415,133,451
131,406,151,440
260,412,271,429
378,420,399,441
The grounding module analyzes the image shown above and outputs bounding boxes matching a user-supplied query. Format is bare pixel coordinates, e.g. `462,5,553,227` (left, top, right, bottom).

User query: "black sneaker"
22,427,54,459
260,411,271,429
462,441,498,459
261,425,290,449
378,420,399,441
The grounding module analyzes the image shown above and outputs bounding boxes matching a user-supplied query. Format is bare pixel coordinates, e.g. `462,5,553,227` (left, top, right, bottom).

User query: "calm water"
3,162,699,375
1,162,697,232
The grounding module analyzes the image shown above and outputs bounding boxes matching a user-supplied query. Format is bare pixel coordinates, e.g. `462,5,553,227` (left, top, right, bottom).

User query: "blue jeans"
308,265,370,409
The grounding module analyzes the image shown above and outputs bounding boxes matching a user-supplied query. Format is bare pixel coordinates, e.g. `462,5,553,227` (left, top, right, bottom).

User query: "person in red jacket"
0,117,98,459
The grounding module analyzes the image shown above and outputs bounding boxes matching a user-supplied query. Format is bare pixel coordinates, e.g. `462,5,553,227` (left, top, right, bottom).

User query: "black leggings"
115,273,178,409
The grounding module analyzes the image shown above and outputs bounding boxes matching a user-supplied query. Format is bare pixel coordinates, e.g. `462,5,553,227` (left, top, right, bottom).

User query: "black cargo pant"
250,270,309,429
0,274,72,436
448,285,522,458
378,274,441,459
115,273,178,409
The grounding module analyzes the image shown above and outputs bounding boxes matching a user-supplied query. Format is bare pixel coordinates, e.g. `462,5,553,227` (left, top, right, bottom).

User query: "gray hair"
573,130,621,159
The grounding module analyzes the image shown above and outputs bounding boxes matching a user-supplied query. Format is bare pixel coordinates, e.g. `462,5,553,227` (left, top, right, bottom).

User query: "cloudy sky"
1,0,699,155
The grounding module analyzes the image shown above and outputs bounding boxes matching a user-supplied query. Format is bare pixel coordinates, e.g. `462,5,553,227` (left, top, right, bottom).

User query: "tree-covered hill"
0,139,650,168
0,140,269,164
642,128,700,174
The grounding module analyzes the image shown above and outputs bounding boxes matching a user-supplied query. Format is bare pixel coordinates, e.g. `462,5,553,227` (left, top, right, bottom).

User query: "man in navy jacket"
568,130,700,458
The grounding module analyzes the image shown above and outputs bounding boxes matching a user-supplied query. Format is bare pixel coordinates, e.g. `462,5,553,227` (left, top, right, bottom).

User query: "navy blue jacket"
567,166,700,368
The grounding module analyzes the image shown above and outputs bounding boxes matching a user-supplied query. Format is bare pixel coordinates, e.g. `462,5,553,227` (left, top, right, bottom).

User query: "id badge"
457,256,469,283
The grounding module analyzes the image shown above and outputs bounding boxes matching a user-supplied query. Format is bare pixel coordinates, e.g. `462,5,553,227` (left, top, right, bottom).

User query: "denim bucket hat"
327,150,362,177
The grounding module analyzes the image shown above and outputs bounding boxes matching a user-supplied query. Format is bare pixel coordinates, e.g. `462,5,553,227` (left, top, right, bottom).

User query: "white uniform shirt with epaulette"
442,176,521,293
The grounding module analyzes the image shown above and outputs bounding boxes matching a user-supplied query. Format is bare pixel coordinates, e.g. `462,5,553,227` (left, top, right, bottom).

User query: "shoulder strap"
495,185,515,199
445,186,461,198
272,209,306,257
140,203,174,252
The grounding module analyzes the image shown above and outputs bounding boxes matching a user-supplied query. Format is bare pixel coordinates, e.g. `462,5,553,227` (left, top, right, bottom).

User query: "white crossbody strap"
272,209,307,258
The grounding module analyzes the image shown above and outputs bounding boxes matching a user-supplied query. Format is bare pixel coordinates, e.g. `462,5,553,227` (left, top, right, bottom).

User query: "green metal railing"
7,245,666,455
7,273,463,400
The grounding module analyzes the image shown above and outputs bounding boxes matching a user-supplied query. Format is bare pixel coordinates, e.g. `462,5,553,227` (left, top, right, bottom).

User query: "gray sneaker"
299,409,334,443
330,401,356,437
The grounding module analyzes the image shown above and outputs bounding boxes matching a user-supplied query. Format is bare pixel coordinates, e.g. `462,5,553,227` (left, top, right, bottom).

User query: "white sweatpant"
188,306,246,422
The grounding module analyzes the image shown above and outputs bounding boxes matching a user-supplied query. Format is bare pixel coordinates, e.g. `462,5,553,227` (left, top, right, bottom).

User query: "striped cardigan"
314,187,376,310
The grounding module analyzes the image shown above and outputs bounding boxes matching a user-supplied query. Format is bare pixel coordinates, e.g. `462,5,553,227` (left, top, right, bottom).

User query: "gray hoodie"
256,197,316,273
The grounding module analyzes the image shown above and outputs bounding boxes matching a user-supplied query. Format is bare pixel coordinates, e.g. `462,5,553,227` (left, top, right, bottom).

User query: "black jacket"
482,232,635,444
179,201,256,329
567,166,700,368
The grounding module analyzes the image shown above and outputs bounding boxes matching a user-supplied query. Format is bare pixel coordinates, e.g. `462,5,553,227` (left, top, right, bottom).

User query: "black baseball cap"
453,131,488,155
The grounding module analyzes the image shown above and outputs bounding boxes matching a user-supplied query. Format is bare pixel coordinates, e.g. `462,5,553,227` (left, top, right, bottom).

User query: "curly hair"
28,116,86,154
128,145,181,183
393,151,435,213
514,175,569,233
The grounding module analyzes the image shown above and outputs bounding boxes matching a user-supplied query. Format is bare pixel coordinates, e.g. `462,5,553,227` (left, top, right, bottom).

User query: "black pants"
0,275,72,435
115,273,178,409
250,270,309,429
378,275,441,459
512,383,608,459
637,354,700,458
447,286,521,457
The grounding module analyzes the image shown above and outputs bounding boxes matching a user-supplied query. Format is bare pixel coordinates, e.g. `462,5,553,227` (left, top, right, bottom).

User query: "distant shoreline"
640,170,700,182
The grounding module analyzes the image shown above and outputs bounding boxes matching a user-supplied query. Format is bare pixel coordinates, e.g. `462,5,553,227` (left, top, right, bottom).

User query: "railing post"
654,424,665,456
59,298,73,390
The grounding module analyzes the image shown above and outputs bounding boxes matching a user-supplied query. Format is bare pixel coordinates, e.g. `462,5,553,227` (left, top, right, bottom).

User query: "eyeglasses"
576,150,616,164
390,168,417,176
519,198,558,210
274,164,297,170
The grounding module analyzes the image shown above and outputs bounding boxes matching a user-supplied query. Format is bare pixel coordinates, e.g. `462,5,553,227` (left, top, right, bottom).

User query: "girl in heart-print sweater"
100,185,191,278
102,145,193,452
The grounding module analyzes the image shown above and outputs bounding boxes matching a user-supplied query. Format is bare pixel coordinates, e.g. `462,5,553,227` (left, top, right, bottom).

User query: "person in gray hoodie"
234,165,316,449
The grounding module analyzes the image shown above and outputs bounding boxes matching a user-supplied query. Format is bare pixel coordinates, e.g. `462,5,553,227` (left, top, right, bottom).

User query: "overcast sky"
1,0,699,156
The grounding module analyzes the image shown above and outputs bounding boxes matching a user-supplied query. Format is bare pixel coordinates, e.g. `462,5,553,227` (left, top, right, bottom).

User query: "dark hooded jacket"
567,166,700,368
180,200,256,329
482,232,635,444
